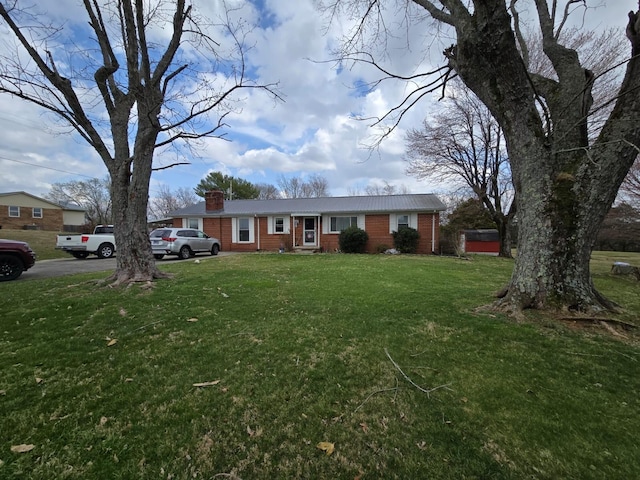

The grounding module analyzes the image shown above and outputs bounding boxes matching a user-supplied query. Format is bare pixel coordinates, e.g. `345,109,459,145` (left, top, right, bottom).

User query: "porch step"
293,247,320,254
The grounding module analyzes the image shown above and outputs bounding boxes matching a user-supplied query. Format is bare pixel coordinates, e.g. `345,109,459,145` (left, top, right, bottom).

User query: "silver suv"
150,228,221,260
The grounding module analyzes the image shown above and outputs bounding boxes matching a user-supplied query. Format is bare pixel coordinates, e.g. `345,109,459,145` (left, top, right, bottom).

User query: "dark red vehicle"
0,239,36,281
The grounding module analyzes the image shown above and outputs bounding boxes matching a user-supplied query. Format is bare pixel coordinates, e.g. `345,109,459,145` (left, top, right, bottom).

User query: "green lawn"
1,253,639,479
0,229,70,260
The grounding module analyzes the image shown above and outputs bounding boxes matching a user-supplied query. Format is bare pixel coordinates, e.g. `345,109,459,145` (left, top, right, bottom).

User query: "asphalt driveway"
19,252,235,281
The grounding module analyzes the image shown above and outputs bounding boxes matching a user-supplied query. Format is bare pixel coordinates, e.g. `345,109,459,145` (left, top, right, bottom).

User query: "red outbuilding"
459,229,500,255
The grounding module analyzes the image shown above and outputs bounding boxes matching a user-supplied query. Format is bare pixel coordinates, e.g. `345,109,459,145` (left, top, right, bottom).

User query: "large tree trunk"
497,146,614,312
437,1,640,313
106,98,168,285
108,154,167,285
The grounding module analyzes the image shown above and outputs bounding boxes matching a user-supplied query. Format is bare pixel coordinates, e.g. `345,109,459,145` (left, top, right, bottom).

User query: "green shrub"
392,226,420,253
339,225,369,253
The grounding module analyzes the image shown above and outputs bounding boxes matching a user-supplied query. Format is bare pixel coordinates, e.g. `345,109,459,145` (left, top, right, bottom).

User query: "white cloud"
0,0,632,201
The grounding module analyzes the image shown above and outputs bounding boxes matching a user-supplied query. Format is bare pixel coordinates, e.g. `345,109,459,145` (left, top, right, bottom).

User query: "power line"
0,155,99,179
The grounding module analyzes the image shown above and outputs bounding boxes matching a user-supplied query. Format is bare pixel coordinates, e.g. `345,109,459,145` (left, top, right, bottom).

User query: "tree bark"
437,1,640,313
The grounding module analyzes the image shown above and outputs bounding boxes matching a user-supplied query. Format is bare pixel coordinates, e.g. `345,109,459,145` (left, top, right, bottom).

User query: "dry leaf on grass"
193,380,221,387
246,425,263,438
119,308,127,317
107,338,117,347
187,318,199,323
99,416,109,426
316,441,335,456
35,377,43,384
11,444,35,453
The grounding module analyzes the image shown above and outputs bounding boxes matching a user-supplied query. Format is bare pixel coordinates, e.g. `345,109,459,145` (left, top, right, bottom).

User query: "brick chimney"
205,190,224,211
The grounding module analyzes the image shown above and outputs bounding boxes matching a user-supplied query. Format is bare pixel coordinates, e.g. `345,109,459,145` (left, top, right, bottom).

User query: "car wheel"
179,246,191,259
211,244,219,256
72,252,90,259
0,254,24,281
97,243,115,259
154,254,164,260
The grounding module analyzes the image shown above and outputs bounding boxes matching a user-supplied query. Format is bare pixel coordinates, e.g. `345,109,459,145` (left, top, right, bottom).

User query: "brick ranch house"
169,191,446,254
0,191,86,231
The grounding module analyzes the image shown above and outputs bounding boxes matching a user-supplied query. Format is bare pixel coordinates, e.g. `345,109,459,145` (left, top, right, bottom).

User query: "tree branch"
152,162,191,172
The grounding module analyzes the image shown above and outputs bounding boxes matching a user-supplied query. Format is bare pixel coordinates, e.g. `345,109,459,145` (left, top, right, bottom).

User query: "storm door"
303,217,316,246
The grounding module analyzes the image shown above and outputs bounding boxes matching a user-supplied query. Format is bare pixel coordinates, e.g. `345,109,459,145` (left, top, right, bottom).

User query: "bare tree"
620,157,640,207
256,183,281,199
148,185,197,220
0,1,279,284
278,176,304,199
46,177,112,226
322,1,640,314
364,181,410,195
300,174,330,197
405,86,515,257
278,174,330,198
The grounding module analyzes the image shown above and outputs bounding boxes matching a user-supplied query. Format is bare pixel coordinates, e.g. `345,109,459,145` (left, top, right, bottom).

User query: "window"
397,214,409,230
390,213,416,234
268,216,288,234
330,216,357,233
9,206,20,217
274,217,284,233
32,207,43,219
238,218,250,242
187,218,199,229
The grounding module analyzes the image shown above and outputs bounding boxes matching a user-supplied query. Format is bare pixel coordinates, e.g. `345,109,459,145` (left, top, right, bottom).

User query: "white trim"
233,217,254,243
268,216,289,234
183,217,202,230
8,205,20,217
432,213,436,252
303,216,317,246
326,214,359,233
32,207,43,219
390,213,417,233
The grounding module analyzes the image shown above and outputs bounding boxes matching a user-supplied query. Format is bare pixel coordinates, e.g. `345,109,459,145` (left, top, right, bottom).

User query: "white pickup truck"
56,225,116,259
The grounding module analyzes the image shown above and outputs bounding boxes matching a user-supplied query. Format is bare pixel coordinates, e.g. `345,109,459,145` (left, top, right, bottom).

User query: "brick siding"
179,212,440,254
0,206,63,231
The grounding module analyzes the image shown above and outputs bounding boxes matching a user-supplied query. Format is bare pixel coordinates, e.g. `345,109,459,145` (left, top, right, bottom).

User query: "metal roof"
171,194,446,217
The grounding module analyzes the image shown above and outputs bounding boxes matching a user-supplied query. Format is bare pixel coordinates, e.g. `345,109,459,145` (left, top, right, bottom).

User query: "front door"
303,217,316,246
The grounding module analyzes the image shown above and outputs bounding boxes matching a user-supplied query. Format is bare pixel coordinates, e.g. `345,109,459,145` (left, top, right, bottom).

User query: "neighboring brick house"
0,191,86,231
169,191,446,254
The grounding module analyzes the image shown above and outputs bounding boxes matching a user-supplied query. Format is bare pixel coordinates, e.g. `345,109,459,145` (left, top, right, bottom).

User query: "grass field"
1,250,639,479
0,229,70,260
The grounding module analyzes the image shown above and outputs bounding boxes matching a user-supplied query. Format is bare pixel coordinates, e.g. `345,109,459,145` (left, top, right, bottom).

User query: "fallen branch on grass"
384,348,453,398
126,320,164,335
354,378,399,413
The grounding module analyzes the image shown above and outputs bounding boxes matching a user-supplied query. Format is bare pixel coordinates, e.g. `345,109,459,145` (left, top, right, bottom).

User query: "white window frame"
267,216,289,234
390,213,417,233
232,217,255,243
183,217,202,230
32,207,43,219
323,214,365,234
9,206,20,217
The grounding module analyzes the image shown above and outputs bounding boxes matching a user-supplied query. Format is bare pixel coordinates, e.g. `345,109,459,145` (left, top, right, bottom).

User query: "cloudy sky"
0,0,634,201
